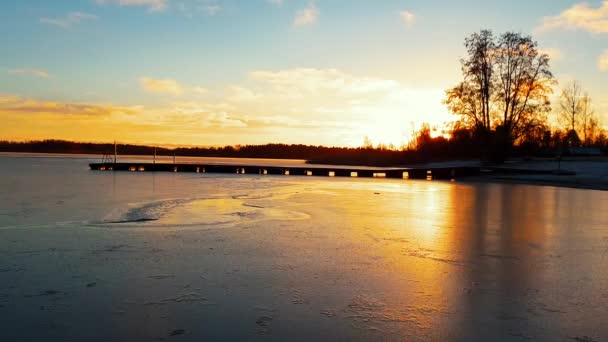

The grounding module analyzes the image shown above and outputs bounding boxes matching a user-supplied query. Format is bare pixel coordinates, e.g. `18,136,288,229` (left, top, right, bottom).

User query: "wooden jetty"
89,162,480,180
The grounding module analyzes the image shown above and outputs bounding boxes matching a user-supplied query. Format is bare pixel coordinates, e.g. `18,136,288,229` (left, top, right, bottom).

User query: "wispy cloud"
535,1,608,34
539,48,563,62
8,68,50,78
268,0,283,6
293,3,318,27
231,68,451,146
399,10,416,27
139,78,208,96
192,87,209,95
247,68,402,98
599,50,608,71
176,0,221,17
226,86,261,102
203,5,221,16
0,95,138,116
40,12,97,28
96,0,168,12
0,67,453,146
140,77,184,96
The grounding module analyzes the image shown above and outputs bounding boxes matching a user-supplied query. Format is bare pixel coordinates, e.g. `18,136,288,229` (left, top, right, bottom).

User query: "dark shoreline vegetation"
1,130,606,167
0,137,478,166
438,30,608,164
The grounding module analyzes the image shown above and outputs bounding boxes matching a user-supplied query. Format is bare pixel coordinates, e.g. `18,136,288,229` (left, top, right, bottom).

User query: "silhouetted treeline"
0,135,481,166
1,131,606,167
0,140,169,156
0,138,479,166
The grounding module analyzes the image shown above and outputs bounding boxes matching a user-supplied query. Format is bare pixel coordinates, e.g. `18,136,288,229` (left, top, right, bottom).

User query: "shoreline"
463,158,608,191
461,174,608,192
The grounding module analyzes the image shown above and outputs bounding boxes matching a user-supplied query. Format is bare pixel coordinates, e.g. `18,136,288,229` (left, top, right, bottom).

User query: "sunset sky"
1,0,607,147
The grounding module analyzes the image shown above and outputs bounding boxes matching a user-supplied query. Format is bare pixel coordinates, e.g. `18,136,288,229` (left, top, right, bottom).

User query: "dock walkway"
89,162,480,180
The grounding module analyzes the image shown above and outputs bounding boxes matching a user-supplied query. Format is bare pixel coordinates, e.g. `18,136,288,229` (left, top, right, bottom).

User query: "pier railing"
89,162,480,180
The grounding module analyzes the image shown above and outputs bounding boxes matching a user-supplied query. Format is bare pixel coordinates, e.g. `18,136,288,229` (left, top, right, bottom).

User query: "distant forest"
0,139,451,166
0,131,480,166
2,123,606,166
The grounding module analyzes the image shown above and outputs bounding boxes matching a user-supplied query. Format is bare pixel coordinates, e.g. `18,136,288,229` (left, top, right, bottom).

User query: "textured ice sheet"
0,155,607,341
99,195,310,229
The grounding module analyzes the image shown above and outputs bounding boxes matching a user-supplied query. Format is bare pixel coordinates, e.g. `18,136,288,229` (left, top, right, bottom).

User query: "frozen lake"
0,154,607,341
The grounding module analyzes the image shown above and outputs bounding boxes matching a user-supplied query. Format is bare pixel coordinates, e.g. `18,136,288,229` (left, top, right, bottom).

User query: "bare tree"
445,30,554,161
445,30,494,133
558,81,582,133
362,136,373,149
557,82,598,145
579,93,595,145
494,32,554,145
586,116,600,145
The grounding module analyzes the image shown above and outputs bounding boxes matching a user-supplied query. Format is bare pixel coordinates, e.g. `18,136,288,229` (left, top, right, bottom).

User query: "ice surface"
0,154,607,341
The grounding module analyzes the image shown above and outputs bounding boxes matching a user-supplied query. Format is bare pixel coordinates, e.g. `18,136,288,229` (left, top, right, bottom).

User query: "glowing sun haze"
1,0,607,147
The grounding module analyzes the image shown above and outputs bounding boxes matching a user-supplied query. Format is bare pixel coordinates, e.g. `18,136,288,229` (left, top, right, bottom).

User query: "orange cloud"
0,95,138,116
1,67,454,147
140,77,184,96
8,68,50,78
